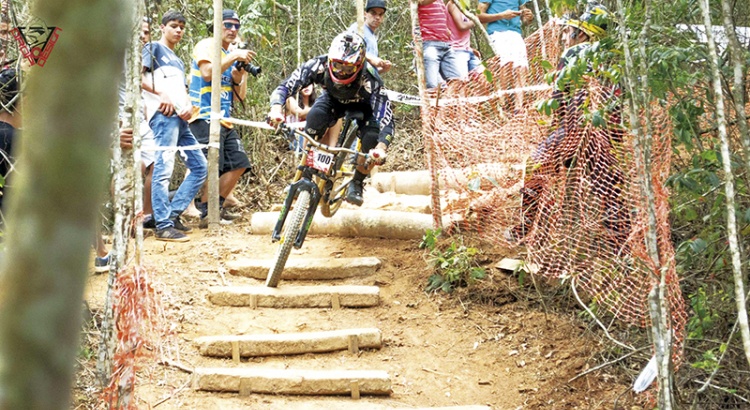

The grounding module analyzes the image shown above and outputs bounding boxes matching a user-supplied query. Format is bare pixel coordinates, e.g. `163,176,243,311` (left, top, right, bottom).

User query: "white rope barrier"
140,143,220,152
385,84,553,107
218,84,554,131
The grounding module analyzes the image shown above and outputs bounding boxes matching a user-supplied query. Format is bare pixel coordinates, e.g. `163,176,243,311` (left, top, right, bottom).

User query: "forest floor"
76,203,648,410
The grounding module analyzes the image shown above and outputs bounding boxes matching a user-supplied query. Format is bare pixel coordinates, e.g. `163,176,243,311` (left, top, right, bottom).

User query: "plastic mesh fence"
421,20,687,363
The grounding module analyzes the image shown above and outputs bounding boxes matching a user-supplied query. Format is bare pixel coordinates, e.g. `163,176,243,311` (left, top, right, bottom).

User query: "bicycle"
266,111,373,287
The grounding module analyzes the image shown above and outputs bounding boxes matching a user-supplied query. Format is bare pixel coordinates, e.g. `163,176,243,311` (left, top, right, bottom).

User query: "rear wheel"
266,190,311,287
321,121,359,217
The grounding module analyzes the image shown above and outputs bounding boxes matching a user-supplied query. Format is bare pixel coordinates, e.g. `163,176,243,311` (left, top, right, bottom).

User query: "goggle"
223,22,241,30
331,60,358,76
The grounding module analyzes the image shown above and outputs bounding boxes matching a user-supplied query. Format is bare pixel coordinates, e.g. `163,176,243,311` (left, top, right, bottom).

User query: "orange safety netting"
420,20,687,363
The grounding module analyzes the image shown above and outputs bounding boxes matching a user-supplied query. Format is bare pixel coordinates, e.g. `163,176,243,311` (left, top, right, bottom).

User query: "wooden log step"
226,257,381,281
250,209,433,240
208,285,380,308
192,367,391,397
393,405,492,410
196,328,382,358
403,407,492,410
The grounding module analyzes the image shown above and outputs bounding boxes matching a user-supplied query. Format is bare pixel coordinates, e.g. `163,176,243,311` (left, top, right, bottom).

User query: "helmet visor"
331,60,358,78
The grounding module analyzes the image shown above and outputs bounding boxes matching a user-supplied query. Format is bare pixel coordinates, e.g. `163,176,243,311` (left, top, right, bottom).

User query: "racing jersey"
270,55,394,147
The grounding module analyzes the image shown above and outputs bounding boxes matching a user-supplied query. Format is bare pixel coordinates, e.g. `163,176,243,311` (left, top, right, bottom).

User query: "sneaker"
198,211,235,229
155,227,189,242
346,180,364,206
220,207,240,221
94,253,111,273
143,217,156,230
171,215,192,233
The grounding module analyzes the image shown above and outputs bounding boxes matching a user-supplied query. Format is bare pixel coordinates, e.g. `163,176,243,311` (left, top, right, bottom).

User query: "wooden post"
207,0,223,230
410,0,443,230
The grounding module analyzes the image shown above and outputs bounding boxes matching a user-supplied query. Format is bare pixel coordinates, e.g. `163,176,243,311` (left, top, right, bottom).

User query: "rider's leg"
346,122,380,206
321,119,342,147
304,93,339,141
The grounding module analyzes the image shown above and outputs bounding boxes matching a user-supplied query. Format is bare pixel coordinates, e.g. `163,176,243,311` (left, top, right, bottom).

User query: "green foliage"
691,349,719,372
420,229,486,293
687,287,721,339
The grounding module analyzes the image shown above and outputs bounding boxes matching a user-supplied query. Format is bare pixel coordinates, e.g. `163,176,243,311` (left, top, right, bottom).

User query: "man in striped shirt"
417,0,461,89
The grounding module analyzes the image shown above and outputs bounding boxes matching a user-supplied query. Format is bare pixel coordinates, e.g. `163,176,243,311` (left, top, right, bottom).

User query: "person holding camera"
188,9,256,226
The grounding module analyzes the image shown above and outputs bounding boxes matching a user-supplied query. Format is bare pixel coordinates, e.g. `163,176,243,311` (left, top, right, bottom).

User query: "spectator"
477,0,533,111
189,9,255,227
513,3,624,244
285,83,317,161
142,10,207,242
446,1,481,78
267,32,394,206
0,67,19,235
348,0,392,74
417,0,461,89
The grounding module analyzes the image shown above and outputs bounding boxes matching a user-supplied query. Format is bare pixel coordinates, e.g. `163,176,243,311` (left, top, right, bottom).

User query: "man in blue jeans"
142,10,207,242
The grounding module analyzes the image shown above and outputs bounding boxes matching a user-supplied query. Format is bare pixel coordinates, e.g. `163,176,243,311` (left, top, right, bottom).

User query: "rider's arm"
369,81,395,149
269,56,326,122
270,56,325,106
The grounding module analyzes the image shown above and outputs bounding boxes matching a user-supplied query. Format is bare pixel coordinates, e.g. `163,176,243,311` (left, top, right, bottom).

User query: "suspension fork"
271,177,322,248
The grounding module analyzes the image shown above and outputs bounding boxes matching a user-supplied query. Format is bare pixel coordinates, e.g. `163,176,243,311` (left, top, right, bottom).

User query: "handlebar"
278,122,371,163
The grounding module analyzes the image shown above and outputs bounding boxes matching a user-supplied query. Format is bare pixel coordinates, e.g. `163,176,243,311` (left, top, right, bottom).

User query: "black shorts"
190,119,252,175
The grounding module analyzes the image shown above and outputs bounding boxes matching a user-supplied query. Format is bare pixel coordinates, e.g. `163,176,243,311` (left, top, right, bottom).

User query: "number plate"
306,149,334,173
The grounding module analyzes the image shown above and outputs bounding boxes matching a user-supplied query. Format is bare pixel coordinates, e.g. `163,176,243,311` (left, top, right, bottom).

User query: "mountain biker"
267,32,394,207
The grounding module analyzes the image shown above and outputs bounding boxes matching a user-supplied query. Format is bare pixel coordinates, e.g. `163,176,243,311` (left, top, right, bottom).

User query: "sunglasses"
223,22,241,30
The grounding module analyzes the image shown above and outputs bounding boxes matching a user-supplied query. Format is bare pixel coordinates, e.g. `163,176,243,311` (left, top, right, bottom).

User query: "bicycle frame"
271,111,368,249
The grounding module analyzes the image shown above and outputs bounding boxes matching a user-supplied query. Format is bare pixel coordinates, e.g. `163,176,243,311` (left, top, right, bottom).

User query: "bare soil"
78,218,646,410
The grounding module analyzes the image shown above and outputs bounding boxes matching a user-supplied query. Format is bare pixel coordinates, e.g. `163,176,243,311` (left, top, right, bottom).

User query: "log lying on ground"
250,209,434,240
371,164,523,195
370,170,432,195
227,257,381,280
192,367,392,396
208,285,380,308
196,328,382,358
269,189,432,214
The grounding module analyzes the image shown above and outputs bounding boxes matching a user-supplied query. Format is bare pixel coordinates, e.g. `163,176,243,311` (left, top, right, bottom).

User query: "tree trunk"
0,0,128,408
97,2,144,406
615,0,675,405
702,0,750,369
410,0,442,230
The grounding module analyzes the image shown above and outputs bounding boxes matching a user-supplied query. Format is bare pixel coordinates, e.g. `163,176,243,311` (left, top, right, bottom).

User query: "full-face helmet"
327,32,366,85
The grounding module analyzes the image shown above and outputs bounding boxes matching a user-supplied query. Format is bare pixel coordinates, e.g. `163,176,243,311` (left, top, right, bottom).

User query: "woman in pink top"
446,1,481,78
417,0,461,89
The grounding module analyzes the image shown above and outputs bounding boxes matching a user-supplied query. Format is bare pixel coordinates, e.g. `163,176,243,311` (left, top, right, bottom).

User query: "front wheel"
266,190,311,287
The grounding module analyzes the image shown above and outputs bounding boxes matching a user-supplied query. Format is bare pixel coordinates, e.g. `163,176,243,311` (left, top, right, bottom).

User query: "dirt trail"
81,201,642,409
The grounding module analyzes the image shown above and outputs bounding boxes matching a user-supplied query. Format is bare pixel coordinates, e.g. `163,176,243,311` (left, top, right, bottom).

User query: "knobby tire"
266,190,311,287
320,121,359,217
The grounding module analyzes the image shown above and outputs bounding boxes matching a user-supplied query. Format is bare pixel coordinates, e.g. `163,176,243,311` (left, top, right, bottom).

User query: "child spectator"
142,10,207,242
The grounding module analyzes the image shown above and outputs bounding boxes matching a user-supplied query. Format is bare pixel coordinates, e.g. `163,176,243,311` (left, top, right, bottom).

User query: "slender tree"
97,0,143,402
0,0,129,408
615,0,675,406
700,0,750,368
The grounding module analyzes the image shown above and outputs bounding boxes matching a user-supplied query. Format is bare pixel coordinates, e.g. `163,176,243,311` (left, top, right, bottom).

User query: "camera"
235,42,261,77
236,61,262,77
